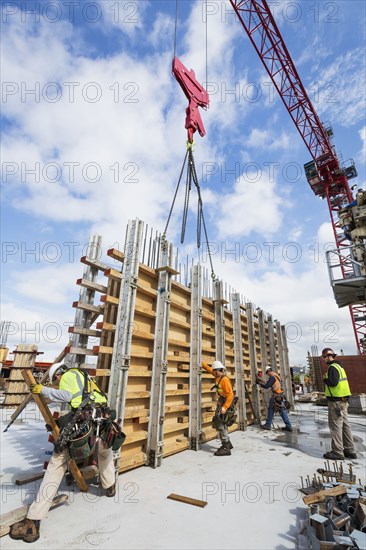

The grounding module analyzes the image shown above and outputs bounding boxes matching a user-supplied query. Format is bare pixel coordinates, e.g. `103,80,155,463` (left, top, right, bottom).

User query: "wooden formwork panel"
163,281,191,456
240,311,256,423
201,298,217,441
3,344,38,407
68,242,288,472
120,267,156,472
222,308,238,431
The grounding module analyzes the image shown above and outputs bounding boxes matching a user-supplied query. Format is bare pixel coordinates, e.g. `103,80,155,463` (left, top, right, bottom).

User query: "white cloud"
309,48,366,127
359,126,366,165
1,1,362,366
12,263,80,305
215,170,286,239
245,127,292,151
97,0,145,36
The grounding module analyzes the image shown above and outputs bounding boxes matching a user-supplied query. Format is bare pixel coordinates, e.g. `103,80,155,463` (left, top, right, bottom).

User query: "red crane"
228,0,365,354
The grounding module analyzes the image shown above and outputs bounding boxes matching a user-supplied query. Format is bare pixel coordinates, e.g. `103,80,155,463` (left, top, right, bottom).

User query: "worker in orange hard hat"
202,360,235,456
321,348,357,460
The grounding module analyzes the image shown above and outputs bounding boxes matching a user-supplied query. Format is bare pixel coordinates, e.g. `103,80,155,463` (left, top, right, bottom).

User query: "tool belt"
273,393,291,412
212,396,238,428
99,419,126,451
68,419,95,460
54,404,96,458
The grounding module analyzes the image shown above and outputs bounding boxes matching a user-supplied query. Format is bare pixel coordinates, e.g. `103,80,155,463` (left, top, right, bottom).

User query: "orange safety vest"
271,372,283,395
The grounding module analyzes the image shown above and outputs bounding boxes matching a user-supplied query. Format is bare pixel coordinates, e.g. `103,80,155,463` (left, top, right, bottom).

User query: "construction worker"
202,360,234,456
256,366,292,432
9,363,117,544
321,348,357,460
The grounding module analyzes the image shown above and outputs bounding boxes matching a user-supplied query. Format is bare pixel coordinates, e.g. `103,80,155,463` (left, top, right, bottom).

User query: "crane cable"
174,0,209,84
163,146,216,281
174,0,178,59
166,0,216,281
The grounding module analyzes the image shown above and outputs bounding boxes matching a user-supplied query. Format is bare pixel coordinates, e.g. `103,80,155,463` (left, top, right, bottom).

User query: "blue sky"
1,0,365,364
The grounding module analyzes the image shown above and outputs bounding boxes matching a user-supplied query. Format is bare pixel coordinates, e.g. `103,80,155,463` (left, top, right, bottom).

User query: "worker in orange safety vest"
202,360,234,456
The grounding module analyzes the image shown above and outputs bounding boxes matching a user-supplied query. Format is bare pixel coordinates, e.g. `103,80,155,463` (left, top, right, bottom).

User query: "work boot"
214,442,231,456
261,424,271,430
323,451,345,460
281,426,293,432
344,451,357,459
106,483,116,497
9,518,40,543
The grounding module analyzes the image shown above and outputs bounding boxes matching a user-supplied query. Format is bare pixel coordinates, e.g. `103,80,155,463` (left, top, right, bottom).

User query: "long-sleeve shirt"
202,362,234,410
260,375,276,390
324,364,340,387
40,387,72,403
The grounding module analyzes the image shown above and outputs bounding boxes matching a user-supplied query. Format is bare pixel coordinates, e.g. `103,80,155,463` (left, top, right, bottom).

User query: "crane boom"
229,0,365,354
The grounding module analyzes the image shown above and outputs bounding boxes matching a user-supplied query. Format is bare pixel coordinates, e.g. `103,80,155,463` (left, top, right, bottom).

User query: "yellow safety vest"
59,368,107,409
324,363,351,398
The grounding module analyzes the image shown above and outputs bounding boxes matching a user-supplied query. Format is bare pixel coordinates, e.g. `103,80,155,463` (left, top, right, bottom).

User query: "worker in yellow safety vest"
9,363,117,544
321,348,357,461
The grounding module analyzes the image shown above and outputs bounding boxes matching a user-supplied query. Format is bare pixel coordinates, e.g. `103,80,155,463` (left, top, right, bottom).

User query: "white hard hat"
49,362,69,382
212,360,225,370
265,366,272,372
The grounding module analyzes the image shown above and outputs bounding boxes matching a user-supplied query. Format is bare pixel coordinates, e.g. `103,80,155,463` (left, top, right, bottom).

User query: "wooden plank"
302,485,347,505
170,317,191,329
107,247,125,262
169,338,191,348
21,370,88,493
76,278,107,293
72,301,104,315
104,267,122,281
80,256,109,271
167,493,207,508
96,321,116,332
133,330,155,341
137,284,157,298
68,327,101,337
100,294,119,305
0,494,68,536
134,306,156,319
15,471,45,485
93,345,113,355
79,368,111,377
4,344,71,427
170,300,191,312
15,465,98,486
64,347,96,356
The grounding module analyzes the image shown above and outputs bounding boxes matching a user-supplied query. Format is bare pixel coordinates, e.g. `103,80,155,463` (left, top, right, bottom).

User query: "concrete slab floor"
1,402,365,549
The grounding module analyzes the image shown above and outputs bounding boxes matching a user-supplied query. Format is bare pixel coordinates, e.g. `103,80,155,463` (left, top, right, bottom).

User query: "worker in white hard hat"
10,362,116,544
202,360,234,456
256,366,292,432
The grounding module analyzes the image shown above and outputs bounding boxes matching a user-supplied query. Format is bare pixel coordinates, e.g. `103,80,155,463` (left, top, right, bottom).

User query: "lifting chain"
163,144,216,281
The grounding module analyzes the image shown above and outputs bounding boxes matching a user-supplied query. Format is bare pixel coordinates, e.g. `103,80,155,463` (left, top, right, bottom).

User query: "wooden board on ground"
303,484,347,505
167,493,208,508
15,465,99,486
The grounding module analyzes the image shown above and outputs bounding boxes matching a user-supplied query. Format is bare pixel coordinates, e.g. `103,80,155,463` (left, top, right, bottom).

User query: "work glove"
30,384,43,394
220,407,227,415
255,377,261,385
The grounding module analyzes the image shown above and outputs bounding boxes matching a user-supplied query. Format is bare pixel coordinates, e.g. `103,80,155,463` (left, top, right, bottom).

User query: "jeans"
265,396,292,428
